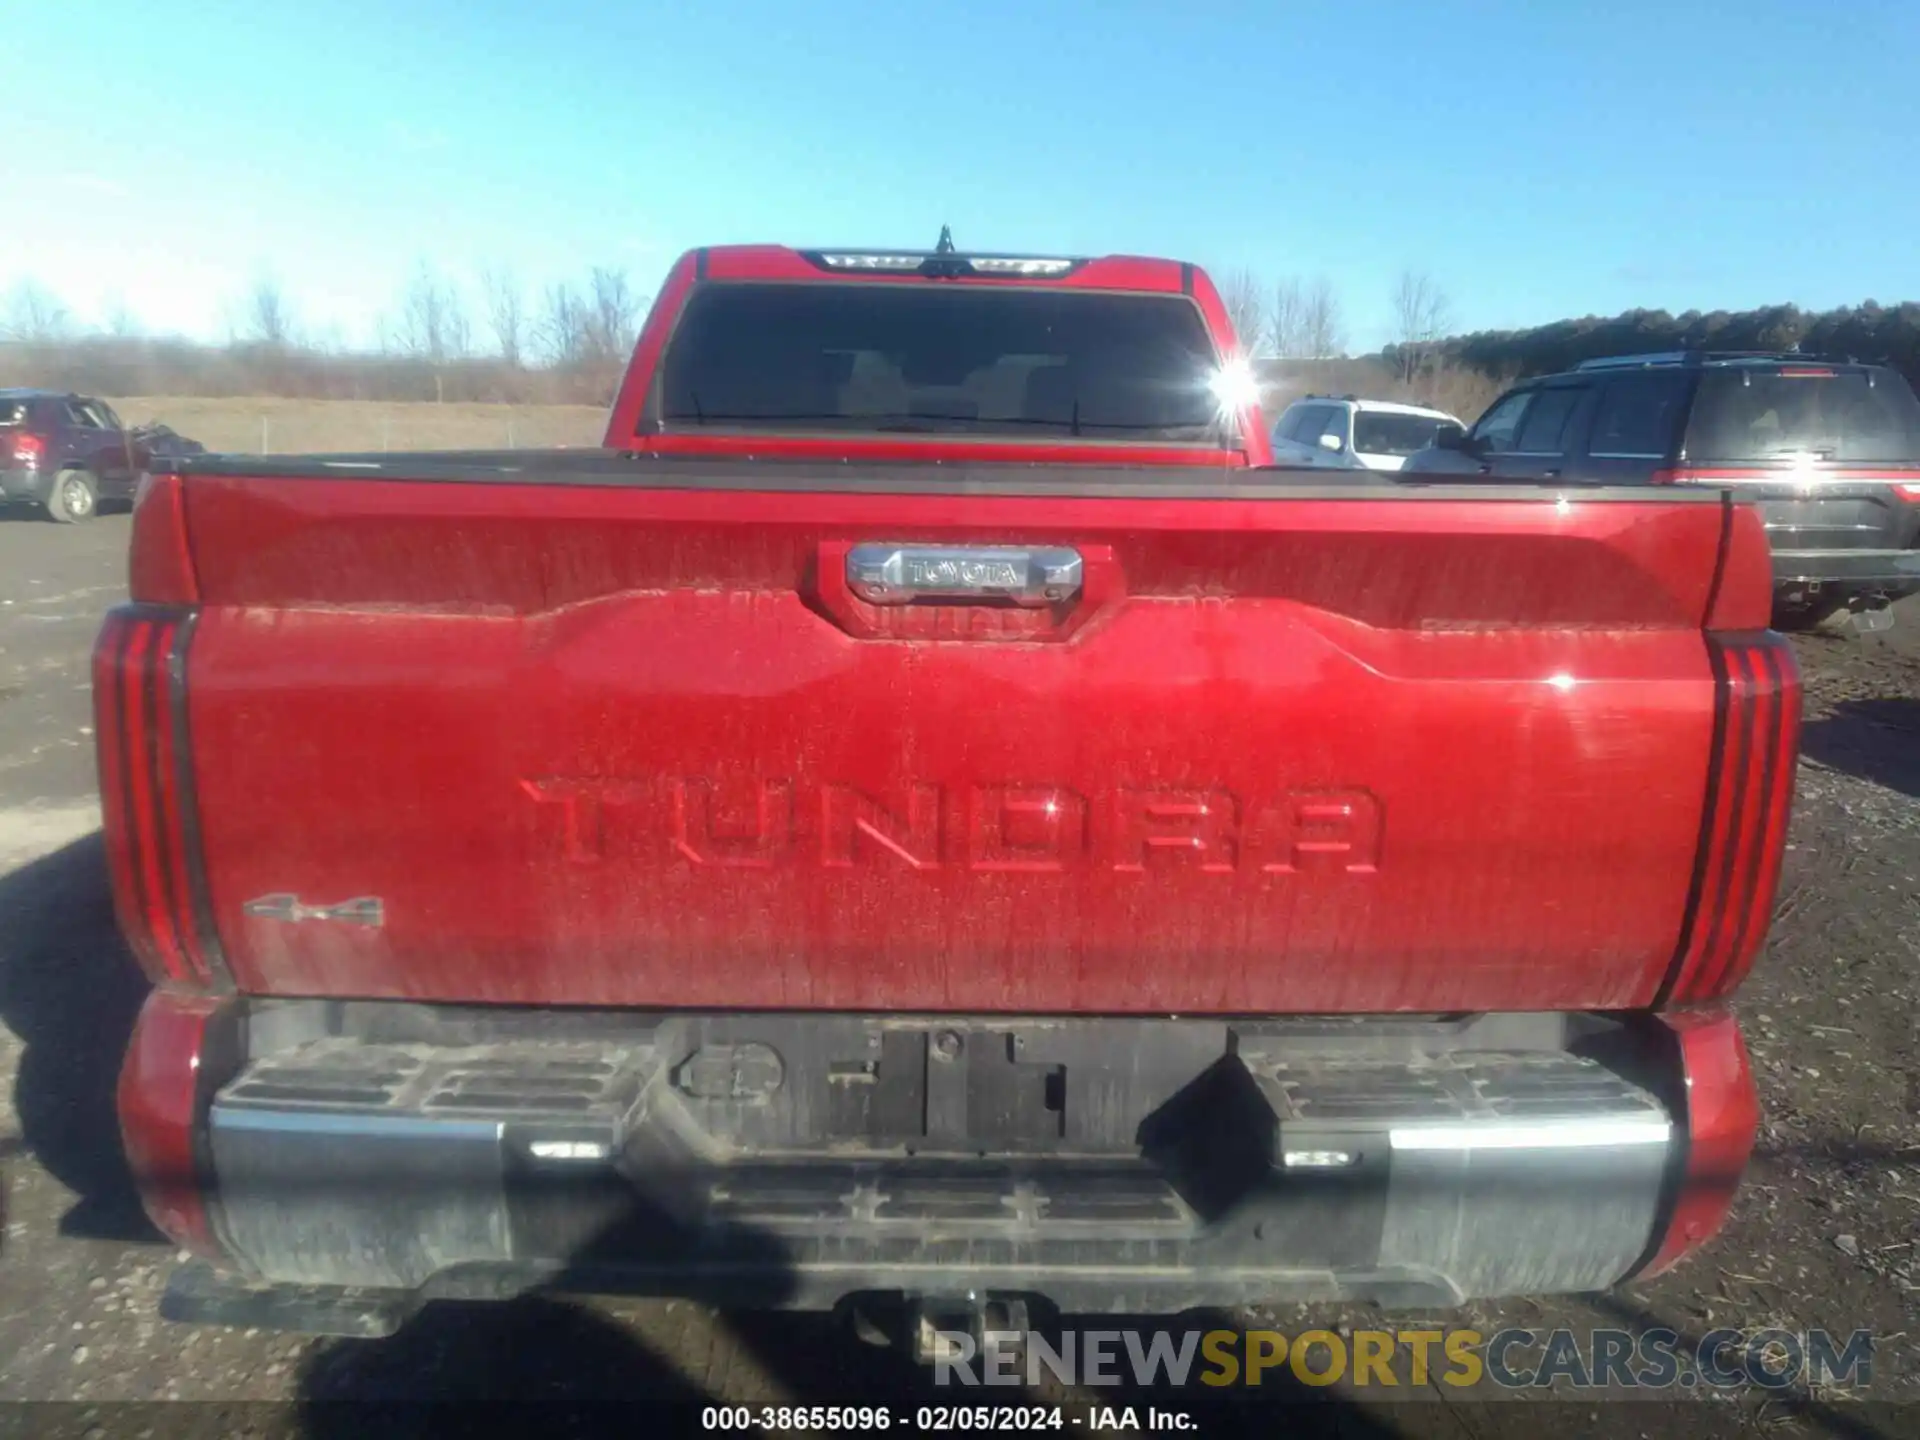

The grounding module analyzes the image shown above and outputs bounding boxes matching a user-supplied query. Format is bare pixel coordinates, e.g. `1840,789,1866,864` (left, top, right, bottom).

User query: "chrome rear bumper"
167,1007,1697,1331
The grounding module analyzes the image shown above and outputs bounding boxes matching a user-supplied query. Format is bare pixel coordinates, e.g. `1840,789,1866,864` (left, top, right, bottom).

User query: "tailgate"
176,463,1734,1015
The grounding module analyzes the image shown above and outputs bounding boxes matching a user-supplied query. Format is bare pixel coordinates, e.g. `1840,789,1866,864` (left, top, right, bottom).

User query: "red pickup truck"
101,244,1798,1340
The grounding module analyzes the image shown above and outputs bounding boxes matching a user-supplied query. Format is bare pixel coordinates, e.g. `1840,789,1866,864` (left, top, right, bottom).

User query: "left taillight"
92,605,229,992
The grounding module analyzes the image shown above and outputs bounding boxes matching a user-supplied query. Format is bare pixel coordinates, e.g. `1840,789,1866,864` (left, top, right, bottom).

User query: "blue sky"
5,0,1915,352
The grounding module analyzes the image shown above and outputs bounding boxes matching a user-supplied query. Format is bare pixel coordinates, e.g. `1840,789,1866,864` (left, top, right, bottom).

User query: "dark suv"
0,389,159,523
1403,352,1920,630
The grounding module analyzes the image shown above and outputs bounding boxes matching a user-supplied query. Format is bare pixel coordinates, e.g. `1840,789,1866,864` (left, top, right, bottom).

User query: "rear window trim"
632,425,1237,453
640,277,1236,449
155,451,1729,503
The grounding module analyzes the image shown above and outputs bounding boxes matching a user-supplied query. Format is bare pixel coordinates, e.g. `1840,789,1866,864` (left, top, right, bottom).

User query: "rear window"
657,282,1224,440
1685,367,1920,464
1353,411,1450,457
0,401,30,427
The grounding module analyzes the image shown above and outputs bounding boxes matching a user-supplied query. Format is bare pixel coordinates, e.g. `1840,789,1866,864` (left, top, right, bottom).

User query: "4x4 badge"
242,894,385,927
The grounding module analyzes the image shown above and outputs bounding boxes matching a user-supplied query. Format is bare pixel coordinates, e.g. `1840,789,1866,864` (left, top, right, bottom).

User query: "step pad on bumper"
204,1014,1676,1313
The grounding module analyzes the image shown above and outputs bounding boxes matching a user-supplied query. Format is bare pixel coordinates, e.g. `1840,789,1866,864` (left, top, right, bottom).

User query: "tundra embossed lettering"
520,777,1383,874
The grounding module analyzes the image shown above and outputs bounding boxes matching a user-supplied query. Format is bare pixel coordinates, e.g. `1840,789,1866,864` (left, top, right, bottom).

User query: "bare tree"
444,292,472,362
536,268,643,369
1216,268,1267,357
103,294,139,339
247,275,295,347
1263,275,1346,359
3,279,71,343
538,282,589,367
1390,270,1454,382
483,267,526,367
1301,277,1346,359
393,263,470,364
392,266,440,360
585,267,642,365
1267,279,1306,360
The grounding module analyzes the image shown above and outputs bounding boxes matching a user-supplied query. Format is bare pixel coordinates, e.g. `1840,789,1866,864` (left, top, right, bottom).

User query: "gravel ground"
0,508,1914,1437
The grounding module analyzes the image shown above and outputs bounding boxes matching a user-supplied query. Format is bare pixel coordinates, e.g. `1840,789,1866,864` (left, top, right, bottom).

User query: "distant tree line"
0,262,649,405
6,261,1917,421
1384,301,1920,392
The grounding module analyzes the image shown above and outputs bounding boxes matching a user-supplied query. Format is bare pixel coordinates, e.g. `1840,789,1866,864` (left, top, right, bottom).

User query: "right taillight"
9,432,45,465
1660,632,1802,1005
93,606,228,991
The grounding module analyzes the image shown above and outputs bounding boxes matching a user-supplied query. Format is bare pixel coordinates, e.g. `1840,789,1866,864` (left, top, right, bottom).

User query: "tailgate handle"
846,544,1084,607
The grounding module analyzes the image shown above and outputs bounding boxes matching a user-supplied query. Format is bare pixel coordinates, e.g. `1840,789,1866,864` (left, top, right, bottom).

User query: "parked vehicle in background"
0,389,187,522
104,243,1790,1345
1269,395,1464,472
1403,352,1920,631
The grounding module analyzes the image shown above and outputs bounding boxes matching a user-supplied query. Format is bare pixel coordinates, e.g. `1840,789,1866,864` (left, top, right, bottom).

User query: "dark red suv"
0,389,200,523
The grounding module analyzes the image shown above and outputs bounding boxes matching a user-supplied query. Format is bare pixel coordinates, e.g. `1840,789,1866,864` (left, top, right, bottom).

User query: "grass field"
109,396,610,455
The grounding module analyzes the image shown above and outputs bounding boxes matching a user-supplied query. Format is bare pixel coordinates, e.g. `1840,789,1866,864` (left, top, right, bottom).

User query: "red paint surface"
1704,506,1774,632
117,990,224,1254
126,471,200,606
171,473,1747,1013
1633,1006,1759,1277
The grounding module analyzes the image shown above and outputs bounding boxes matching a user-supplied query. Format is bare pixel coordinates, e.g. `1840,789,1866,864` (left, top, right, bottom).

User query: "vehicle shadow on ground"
278,1125,1916,1437
1801,699,1920,800
298,1290,1913,1437
276,1043,1417,1432
294,1296,1404,1438
0,831,159,1242
279,1121,1400,1430
295,1296,715,1435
